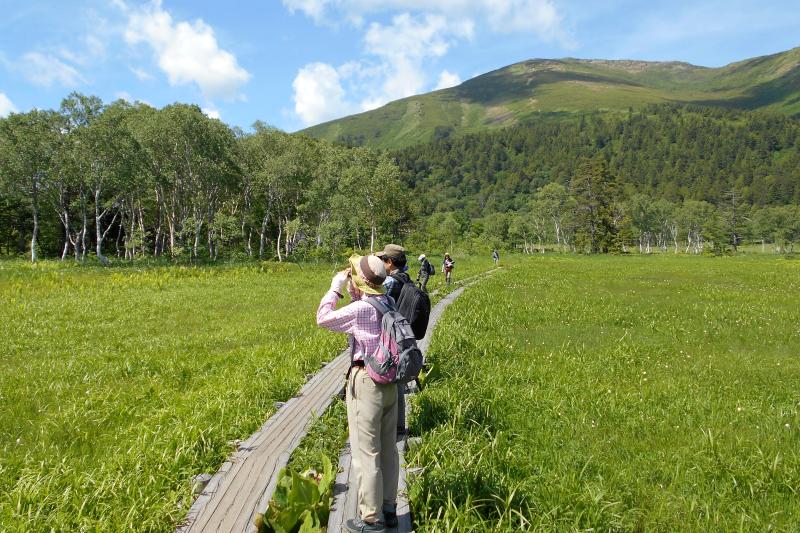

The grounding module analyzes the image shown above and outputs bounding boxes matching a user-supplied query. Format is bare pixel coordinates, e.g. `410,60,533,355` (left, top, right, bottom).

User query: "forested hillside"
397,104,800,213
395,104,800,254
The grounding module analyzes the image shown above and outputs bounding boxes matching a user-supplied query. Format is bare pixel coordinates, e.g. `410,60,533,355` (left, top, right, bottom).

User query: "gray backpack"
362,297,424,385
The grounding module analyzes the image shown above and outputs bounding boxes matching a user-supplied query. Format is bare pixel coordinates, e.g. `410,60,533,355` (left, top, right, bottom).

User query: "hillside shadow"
454,68,646,106
691,66,800,113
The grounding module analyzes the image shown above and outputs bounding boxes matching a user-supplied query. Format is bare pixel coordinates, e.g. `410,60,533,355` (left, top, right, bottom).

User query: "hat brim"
349,255,385,295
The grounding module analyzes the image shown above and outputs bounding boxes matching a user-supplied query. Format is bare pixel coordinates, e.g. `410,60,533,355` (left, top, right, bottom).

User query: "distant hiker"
492,249,500,266
443,253,455,285
416,253,434,292
377,244,431,437
316,255,398,532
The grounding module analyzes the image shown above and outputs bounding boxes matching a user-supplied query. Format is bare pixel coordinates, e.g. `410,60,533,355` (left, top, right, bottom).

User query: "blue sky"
0,0,798,131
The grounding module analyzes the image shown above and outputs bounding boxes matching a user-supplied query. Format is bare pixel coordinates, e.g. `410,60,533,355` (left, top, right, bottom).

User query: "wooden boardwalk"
177,353,350,533
327,269,498,533
176,267,499,533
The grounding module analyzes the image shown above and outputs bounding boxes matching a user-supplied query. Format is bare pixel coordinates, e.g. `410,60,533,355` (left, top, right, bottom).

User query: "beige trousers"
346,366,399,523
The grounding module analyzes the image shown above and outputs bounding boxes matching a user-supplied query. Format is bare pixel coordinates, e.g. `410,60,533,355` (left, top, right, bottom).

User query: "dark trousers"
418,271,430,292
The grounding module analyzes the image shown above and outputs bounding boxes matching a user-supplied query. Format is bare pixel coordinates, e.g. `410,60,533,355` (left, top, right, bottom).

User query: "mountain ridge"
302,47,800,149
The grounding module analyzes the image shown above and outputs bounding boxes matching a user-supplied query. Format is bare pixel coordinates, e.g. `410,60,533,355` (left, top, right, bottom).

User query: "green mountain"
302,47,800,149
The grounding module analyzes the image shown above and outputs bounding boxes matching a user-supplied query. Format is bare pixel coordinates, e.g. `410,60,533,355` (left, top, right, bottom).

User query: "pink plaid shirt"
316,288,388,362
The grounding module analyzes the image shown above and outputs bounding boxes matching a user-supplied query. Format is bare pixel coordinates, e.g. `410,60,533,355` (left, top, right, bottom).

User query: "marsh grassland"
410,256,800,531
0,262,343,531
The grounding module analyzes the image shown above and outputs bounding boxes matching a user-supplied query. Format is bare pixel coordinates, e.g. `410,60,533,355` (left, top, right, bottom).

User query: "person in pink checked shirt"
316,254,399,533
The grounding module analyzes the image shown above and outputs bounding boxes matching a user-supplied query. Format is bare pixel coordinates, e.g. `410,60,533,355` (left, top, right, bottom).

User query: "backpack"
387,271,412,301
425,260,435,275
391,275,431,339
362,298,424,385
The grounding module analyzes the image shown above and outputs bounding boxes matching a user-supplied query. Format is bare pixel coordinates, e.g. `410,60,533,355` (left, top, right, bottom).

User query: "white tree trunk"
95,188,109,265
30,192,39,263
276,220,283,262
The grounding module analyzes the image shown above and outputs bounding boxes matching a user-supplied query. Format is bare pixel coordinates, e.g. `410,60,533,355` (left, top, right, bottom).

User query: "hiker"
377,243,411,302
492,249,500,266
416,253,433,292
316,255,399,532
442,253,455,285
376,243,430,437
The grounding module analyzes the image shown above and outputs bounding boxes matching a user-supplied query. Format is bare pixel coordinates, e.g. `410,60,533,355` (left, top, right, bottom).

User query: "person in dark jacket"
376,243,413,438
417,254,432,292
376,244,410,302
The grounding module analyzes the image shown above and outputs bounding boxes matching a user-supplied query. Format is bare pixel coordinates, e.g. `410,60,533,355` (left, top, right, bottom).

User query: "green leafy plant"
255,454,336,533
416,363,437,391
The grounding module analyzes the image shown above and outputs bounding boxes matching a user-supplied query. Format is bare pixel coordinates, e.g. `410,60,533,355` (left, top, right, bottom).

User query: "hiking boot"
345,517,386,533
383,508,398,529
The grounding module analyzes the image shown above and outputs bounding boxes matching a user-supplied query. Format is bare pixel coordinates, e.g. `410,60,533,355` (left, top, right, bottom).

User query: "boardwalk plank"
177,352,350,533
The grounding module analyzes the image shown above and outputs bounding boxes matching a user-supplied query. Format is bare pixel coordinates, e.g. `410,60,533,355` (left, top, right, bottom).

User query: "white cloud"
292,62,355,126
364,13,471,60
0,93,17,117
282,0,569,44
292,12,474,125
115,91,133,102
84,34,107,60
130,66,155,81
20,52,85,87
124,0,250,100
283,0,331,23
359,13,471,108
481,0,564,38
202,107,221,119
434,70,461,90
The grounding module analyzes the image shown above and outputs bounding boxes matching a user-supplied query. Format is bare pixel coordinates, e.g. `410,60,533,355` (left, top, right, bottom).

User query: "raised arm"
317,290,362,333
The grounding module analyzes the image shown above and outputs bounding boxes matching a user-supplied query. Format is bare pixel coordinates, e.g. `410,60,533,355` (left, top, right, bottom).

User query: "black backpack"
390,273,431,340
425,260,435,275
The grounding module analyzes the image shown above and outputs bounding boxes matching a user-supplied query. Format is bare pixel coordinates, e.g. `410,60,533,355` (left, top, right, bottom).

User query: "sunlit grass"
0,261,344,531
409,255,800,531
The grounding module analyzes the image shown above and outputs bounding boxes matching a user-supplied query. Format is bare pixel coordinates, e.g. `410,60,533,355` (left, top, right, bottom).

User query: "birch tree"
0,110,60,262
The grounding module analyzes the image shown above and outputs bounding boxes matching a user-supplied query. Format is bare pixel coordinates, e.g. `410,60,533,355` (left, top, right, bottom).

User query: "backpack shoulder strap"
365,296,393,316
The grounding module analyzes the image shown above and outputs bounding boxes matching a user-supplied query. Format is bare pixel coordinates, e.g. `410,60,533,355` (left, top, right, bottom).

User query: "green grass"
0,260,345,532
418,252,496,297
6,254,795,530
0,251,496,531
408,255,800,531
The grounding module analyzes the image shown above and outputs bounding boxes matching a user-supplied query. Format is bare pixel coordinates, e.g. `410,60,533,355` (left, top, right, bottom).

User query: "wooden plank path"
176,267,499,533
327,268,499,533
177,353,350,533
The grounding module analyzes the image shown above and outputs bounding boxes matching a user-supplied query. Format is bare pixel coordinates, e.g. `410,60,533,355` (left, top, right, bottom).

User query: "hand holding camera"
330,268,351,293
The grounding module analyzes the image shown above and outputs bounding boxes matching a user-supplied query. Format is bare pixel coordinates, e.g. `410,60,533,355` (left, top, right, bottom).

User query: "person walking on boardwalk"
492,249,500,266
316,255,399,532
376,243,430,438
416,254,433,292
442,253,455,285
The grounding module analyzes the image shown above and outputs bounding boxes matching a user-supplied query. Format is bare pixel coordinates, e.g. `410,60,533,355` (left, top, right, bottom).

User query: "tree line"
0,93,410,262
394,104,800,254
2,97,799,262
